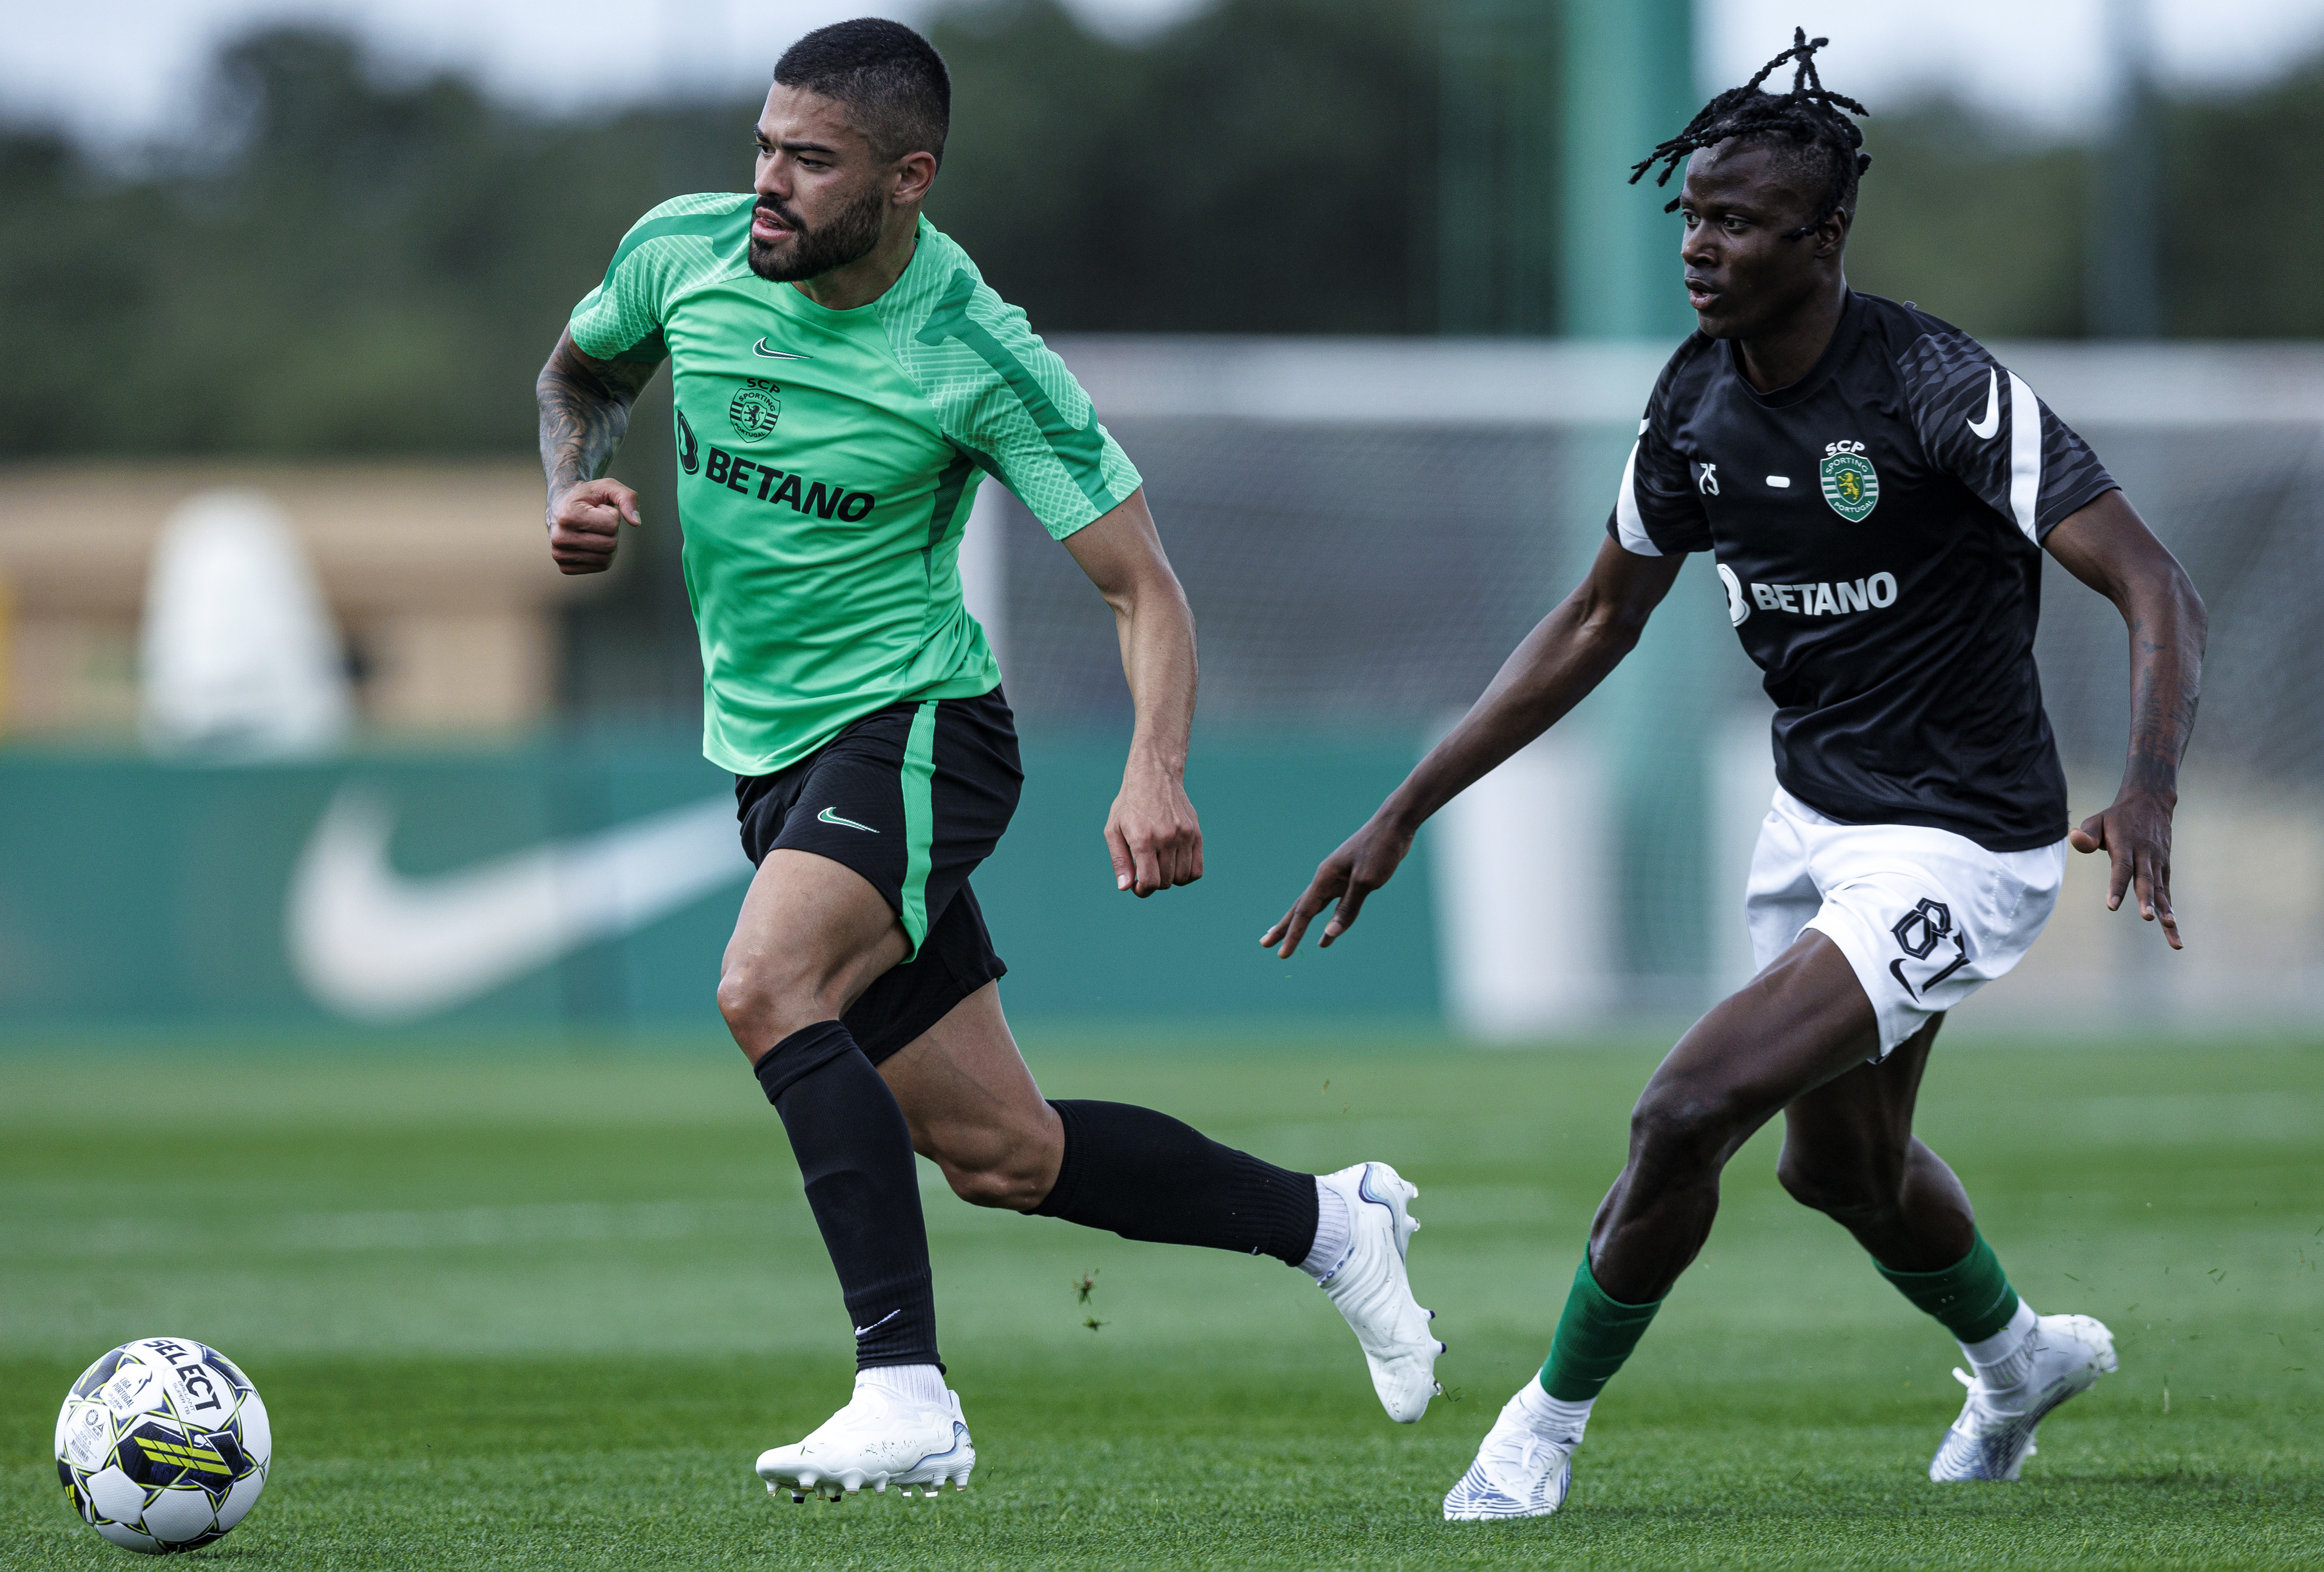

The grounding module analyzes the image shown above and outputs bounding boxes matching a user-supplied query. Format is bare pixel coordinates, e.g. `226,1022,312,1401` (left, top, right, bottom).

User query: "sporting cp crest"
1819,441,1878,521
728,380,782,441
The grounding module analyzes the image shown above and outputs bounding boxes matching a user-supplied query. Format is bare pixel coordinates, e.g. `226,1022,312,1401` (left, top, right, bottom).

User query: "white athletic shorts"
1745,787,2067,1057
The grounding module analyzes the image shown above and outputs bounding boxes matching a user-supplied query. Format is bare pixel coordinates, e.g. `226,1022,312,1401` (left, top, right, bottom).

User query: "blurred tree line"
2,0,2318,458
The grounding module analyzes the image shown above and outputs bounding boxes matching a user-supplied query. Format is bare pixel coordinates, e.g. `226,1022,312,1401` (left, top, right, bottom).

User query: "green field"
4,1033,2319,1568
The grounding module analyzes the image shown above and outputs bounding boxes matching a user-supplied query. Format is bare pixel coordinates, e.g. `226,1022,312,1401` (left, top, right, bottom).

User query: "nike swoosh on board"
288,787,751,1022
1966,367,2002,440
752,338,812,360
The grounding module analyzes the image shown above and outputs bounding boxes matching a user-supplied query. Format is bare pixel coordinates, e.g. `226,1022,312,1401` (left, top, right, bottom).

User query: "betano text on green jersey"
568,193,1141,776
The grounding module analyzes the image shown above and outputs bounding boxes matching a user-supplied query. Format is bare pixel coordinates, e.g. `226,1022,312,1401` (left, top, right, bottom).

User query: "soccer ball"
55,1337,271,1554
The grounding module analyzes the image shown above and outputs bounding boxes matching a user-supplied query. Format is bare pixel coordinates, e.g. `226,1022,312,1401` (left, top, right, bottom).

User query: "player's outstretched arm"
2044,489,2207,948
1061,488,1202,898
536,329,659,575
1264,539,1684,957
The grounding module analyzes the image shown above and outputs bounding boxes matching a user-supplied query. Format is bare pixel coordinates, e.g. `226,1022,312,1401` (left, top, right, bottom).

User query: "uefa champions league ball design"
55,1338,271,1554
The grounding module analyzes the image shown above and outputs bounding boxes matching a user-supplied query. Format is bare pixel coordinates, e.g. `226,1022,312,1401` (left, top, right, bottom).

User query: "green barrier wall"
0,731,1437,1032
982,732,1439,1021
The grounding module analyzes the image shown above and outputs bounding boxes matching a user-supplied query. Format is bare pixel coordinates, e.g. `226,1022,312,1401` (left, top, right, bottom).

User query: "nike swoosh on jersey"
1966,368,2002,440
288,787,751,1022
752,338,813,360
818,806,880,833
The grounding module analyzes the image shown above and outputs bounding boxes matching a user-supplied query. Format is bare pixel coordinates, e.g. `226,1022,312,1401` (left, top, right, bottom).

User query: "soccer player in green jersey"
535,19,1442,1501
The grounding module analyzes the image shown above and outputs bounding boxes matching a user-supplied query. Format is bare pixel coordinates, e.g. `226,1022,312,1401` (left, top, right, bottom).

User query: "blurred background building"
2,0,2320,1035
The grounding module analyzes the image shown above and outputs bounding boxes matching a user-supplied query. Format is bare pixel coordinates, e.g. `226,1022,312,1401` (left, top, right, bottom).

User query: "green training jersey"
568,192,1142,776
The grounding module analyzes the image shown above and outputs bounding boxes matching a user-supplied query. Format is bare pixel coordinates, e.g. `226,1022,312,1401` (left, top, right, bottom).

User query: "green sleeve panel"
879,222,1142,540
568,192,755,365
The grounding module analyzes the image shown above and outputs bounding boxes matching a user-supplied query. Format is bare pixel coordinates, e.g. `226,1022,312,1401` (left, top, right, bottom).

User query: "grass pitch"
3,1032,2319,1568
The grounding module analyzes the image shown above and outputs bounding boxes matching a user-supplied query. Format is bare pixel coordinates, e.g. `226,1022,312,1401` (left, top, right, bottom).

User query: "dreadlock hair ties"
1630,27,1873,241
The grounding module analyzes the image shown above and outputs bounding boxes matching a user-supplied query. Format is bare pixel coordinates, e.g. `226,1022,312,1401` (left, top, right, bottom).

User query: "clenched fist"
547,478,643,574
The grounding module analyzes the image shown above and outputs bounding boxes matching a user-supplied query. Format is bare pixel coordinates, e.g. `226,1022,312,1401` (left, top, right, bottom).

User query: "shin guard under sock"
1034,1099,1319,1266
1538,1255,1665,1402
756,1022,939,1371
1873,1230,2021,1345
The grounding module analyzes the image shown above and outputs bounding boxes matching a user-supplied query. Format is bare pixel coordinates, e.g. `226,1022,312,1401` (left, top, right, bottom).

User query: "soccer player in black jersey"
1264,33,2205,1517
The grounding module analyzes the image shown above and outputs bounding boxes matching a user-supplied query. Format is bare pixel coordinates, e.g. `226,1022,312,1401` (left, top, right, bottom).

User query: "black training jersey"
1609,291,2116,852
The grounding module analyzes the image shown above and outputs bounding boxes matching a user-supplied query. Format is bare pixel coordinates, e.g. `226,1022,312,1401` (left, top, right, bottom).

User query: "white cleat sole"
761,1448,974,1505
765,1473,973,1504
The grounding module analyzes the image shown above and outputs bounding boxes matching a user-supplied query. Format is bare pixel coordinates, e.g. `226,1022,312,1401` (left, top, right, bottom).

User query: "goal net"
970,336,2324,1034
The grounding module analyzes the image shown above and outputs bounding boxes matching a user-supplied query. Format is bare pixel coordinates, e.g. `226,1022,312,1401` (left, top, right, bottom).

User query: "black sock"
1033,1099,1318,1266
755,1021,940,1372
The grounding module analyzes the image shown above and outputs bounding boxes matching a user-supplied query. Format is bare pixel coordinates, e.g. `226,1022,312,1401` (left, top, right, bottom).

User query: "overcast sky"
7,0,2323,153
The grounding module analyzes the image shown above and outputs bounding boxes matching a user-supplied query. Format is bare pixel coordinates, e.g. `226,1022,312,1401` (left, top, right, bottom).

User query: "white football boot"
1928,1313,2117,1483
1315,1161,1444,1423
756,1385,975,1502
1442,1388,1574,1521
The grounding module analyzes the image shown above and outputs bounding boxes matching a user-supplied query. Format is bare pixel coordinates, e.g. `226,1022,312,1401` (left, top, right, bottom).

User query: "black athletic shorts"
736,685,1021,1065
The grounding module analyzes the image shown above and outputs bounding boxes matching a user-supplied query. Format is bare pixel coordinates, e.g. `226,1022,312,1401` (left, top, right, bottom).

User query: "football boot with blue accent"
1929,1313,2117,1482
1316,1161,1444,1423
1441,1388,1573,1521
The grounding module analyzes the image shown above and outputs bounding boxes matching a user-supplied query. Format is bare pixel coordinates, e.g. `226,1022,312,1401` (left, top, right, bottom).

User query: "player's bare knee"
1629,1082,1740,1173
716,957,829,1047
1785,1144,1896,1227
714,965,773,1040
1777,1150,1875,1218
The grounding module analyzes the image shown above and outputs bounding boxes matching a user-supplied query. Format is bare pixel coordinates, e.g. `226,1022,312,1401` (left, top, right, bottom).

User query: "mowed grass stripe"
4,1036,2319,1567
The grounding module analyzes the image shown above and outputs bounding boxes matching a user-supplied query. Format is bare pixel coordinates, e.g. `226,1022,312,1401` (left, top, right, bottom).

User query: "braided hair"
1629,28,1872,241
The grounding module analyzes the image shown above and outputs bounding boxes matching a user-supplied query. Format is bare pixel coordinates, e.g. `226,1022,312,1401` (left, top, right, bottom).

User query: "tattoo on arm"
537,335,657,499
2045,493,2206,805
2124,660,2201,793
2118,599,2205,798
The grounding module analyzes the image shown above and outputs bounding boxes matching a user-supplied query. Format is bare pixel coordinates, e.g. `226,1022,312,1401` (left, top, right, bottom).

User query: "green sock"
1873,1231,2021,1344
1537,1255,1665,1402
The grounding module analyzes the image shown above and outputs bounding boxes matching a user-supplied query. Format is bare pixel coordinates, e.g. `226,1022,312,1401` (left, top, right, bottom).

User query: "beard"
747,180,888,282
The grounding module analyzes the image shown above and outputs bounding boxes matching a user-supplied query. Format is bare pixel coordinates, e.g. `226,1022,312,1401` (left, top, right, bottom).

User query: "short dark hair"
773,19,951,168
1631,28,1872,241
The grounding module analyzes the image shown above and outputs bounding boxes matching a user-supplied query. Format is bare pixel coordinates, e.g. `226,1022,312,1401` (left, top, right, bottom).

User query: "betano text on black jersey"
1610,292,2117,852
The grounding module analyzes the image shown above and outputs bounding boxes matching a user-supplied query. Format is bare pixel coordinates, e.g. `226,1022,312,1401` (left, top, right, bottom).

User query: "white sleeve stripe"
2006,370,2042,543
1613,439,1660,557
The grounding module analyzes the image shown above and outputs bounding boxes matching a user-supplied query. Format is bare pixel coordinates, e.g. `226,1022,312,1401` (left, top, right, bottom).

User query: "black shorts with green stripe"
735,685,1021,1065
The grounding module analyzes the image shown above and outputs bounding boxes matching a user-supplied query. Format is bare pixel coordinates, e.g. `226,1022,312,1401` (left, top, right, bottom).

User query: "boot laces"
1482,1421,1559,1489
1952,1365,2031,1429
